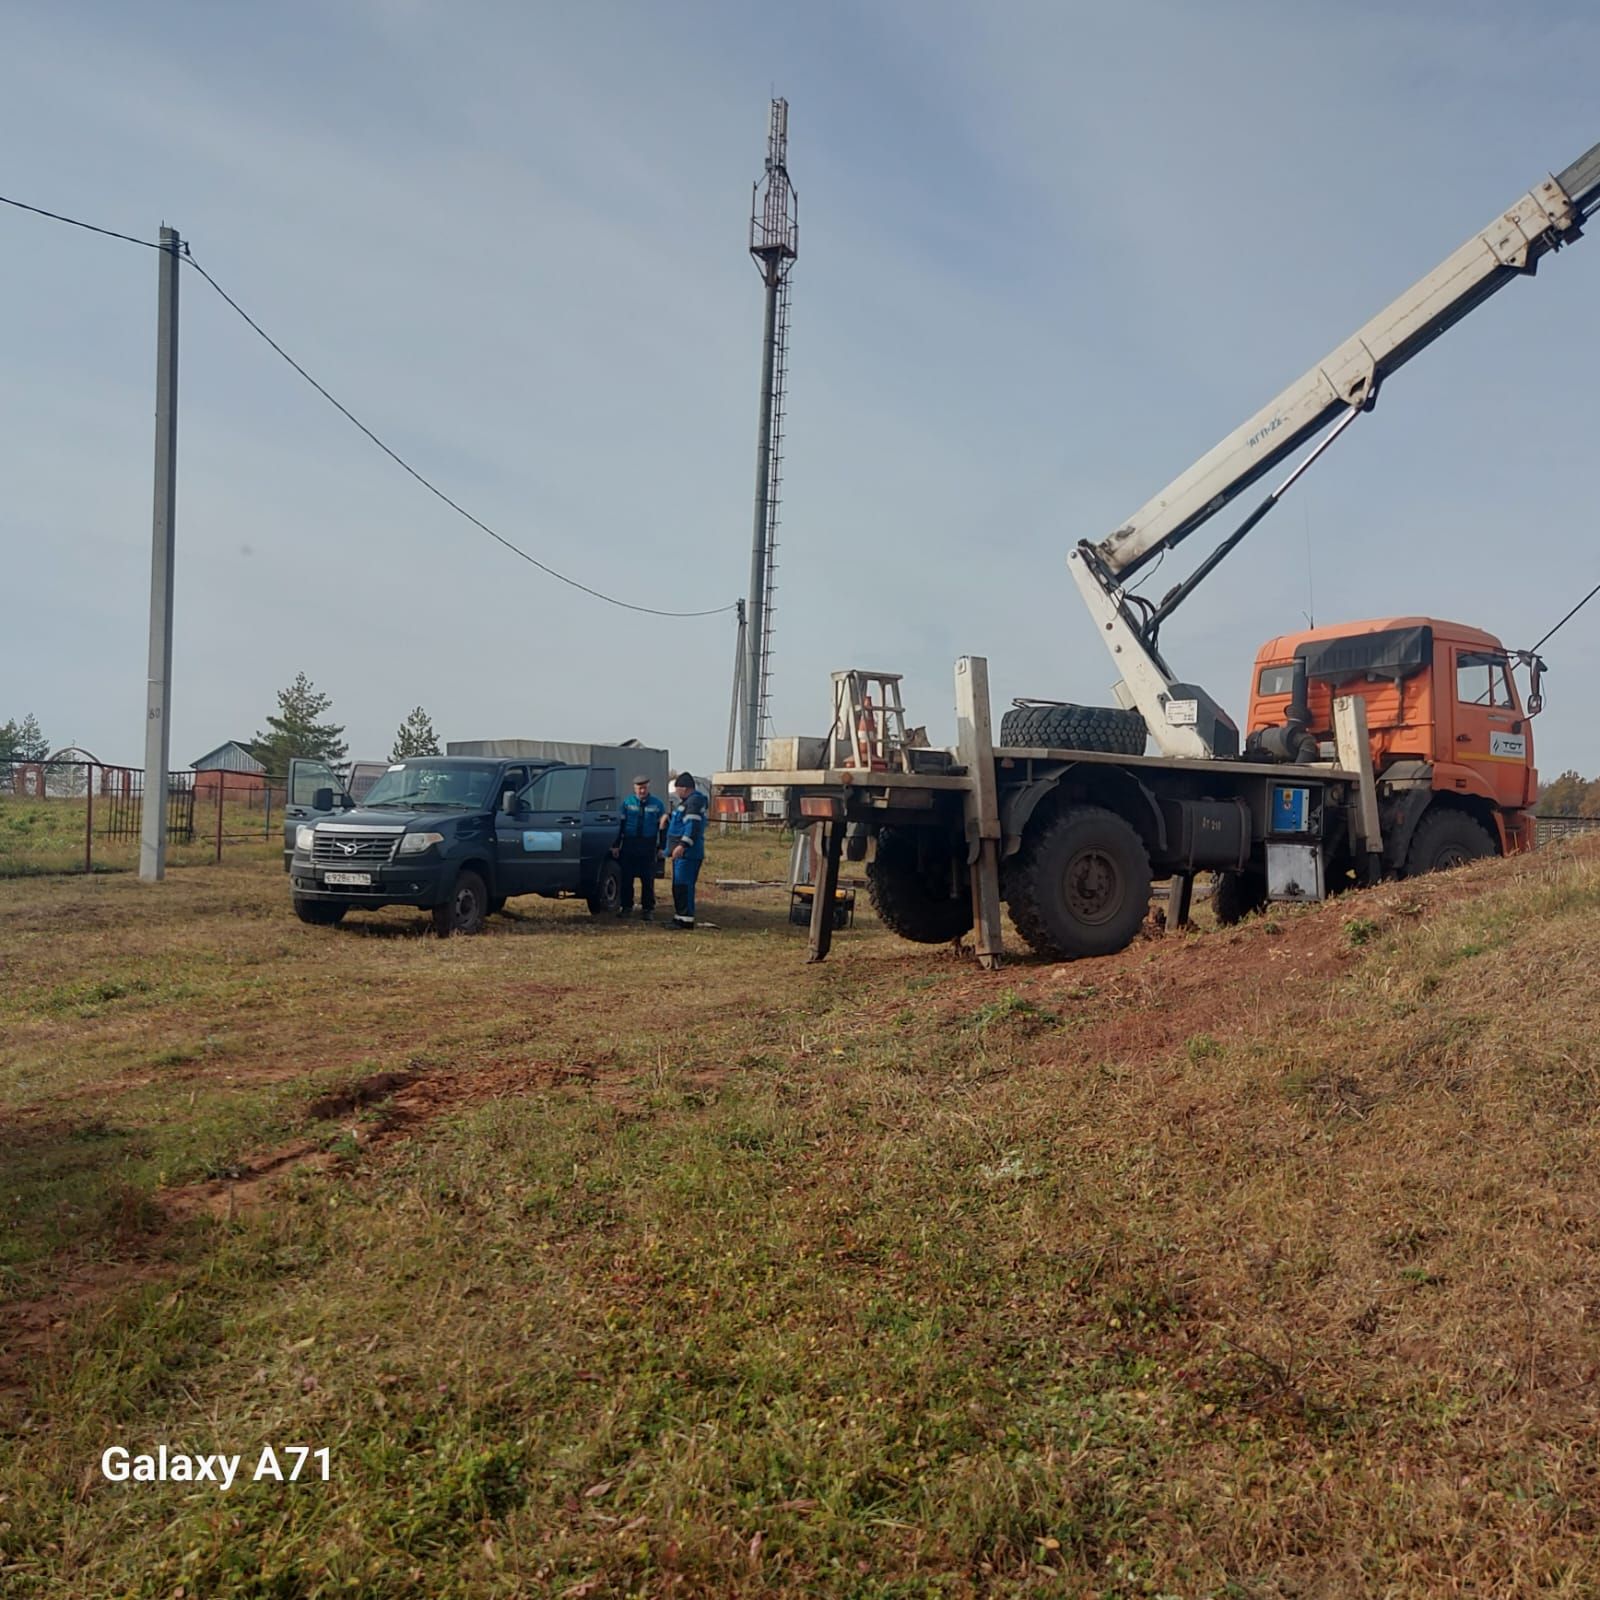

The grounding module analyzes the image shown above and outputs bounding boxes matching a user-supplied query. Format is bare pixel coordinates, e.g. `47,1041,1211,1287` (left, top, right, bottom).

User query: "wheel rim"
455,884,480,924
1435,845,1471,870
1062,847,1123,925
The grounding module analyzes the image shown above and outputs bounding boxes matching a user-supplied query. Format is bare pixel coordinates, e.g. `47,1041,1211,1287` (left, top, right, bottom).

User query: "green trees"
1535,770,1600,817
390,707,441,761
0,714,50,764
249,674,348,776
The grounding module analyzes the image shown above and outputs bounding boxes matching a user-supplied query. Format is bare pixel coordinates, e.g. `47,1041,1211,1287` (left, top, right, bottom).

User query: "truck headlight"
397,831,445,856
295,826,315,852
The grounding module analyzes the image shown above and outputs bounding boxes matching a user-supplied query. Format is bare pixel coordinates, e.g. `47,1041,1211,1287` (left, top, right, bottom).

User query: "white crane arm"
1096,143,1600,581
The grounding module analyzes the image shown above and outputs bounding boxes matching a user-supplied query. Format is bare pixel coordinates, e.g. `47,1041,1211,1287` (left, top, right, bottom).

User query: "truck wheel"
867,827,974,944
1212,870,1268,926
1404,809,1496,877
999,702,1147,756
587,858,621,917
1005,804,1152,960
431,869,488,937
293,897,347,927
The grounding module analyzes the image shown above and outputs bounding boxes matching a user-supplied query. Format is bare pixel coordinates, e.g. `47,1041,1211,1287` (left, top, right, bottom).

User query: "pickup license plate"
322,871,372,886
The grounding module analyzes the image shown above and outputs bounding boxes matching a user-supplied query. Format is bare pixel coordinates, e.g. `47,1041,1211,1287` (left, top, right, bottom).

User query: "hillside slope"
2,839,1598,1596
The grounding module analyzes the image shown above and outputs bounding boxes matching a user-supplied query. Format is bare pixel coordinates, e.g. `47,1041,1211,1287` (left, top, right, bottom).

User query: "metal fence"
0,759,283,876
1536,815,1600,845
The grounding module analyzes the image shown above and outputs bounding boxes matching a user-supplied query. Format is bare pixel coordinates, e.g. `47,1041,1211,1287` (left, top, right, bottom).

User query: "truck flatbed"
719,748,1358,790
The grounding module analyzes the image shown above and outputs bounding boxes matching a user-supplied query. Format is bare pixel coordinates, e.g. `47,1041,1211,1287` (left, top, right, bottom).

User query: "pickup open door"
283,757,351,869
501,764,587,893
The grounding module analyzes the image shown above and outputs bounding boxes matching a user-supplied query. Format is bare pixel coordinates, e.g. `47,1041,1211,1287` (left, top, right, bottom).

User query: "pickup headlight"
295,826,315,853
397,831,445,856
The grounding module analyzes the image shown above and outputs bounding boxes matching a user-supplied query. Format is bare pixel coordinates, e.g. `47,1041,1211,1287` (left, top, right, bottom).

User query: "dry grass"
2,834,1599,1596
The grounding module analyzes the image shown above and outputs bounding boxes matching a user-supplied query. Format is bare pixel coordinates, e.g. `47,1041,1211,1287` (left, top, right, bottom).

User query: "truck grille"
312,831,398,864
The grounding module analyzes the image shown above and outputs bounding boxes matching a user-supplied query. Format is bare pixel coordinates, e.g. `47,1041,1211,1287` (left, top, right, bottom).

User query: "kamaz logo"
1247,415,1285,448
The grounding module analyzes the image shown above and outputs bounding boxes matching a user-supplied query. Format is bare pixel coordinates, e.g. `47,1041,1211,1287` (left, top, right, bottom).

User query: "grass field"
0,793,280,877
3,833,1600,1596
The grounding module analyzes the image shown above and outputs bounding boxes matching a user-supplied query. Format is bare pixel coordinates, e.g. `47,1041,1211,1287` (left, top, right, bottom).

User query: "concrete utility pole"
140,224,180,882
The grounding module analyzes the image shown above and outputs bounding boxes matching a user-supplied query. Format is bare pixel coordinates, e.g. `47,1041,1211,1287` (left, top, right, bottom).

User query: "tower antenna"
739,97,798,769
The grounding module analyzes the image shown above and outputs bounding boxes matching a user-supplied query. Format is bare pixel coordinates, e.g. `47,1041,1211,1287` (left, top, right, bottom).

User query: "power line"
1531,577,1600,654
0,193,171,252
0,192,736,620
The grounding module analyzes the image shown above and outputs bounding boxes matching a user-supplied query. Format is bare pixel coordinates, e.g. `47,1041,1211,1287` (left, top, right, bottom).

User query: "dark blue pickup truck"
285,755,634,935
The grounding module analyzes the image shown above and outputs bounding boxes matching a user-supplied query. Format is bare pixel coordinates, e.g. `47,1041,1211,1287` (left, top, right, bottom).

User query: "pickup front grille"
312,831,398,864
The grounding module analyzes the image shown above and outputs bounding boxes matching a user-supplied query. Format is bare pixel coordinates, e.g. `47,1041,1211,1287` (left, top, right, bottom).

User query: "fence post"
85,764,95,874
215,777,225,863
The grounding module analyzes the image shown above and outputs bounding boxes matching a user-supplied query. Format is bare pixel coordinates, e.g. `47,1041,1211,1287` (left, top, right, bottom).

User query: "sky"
3,0,1598,781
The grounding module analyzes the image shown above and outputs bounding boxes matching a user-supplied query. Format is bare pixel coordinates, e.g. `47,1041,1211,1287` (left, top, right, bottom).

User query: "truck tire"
293,896,347,927
1005,804,1152,960
1212,870,1268,926
999,702,1146,756
431,869,489,937
867,827,974,944
587,857,622,917
1404,809,1496,877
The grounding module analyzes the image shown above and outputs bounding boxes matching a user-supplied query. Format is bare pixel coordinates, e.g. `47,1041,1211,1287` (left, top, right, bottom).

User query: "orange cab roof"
1253,616,1505,661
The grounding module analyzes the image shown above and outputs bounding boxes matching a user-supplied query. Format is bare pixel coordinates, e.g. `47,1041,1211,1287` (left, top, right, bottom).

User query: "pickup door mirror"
312,787,334,812
500,790,521,814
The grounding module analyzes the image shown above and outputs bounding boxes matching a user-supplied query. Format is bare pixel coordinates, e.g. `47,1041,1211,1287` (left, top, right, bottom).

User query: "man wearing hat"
611,774,667,920
664,771,709,930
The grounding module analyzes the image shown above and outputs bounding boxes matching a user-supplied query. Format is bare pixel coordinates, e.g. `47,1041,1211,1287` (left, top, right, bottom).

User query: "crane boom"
1097,141,1600,580
1069,138,1600,760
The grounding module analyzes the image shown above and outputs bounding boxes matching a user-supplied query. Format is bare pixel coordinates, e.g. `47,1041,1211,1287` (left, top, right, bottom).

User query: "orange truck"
716,139,1597,966
1248,618,1539,870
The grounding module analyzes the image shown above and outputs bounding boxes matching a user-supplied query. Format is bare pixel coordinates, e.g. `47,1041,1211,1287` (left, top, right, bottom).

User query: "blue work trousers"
671,853,702,922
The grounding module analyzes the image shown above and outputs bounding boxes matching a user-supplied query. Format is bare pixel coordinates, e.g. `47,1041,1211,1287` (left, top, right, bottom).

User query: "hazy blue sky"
4,0,1597,778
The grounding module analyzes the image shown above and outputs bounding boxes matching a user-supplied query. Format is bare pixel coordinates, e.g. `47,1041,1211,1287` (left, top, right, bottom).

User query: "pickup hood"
323,807,486,831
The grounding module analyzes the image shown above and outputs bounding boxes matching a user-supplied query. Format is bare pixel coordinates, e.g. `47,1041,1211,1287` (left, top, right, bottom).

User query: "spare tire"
867,827,974,945
999,702,1146,756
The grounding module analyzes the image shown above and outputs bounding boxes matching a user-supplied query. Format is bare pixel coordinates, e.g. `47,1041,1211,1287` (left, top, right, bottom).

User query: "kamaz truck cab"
1247,617,1539,872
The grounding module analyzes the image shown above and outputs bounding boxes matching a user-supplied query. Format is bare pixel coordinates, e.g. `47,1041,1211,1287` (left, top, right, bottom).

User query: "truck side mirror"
501,790,519,814
312,787,334,811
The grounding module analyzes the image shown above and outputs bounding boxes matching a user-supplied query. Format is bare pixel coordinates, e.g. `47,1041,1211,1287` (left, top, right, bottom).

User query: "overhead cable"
0,192,736,619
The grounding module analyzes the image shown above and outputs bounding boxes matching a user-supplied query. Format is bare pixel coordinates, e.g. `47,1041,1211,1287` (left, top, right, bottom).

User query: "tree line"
0,678,439,779
246,672,440,773
1533,770,1600,818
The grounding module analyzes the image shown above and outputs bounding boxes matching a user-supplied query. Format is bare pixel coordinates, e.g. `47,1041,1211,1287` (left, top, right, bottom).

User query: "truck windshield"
361,762,498,810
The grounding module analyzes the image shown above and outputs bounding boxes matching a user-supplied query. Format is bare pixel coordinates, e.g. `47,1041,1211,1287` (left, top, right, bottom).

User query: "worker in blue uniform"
611,774,667,919
665,771,708,930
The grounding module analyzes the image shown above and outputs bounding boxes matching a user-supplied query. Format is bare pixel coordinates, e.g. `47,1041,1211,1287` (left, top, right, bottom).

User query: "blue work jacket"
617,792,666,845
666,790,708,860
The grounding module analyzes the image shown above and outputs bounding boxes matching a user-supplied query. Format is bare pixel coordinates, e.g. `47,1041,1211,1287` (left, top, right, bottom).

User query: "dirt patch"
158,1140,338,1222
0,1258,174,1399
306,1070,416,1120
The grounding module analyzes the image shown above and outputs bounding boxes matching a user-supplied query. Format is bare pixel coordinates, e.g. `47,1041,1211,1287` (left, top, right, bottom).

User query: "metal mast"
741,97,798,769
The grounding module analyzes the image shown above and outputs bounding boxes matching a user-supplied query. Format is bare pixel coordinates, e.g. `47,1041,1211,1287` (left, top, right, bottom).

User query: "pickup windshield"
361,761,499,810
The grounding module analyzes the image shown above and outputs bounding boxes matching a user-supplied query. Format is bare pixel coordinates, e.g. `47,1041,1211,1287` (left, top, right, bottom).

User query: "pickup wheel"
1404,809,1496,877
1212,870,1268,926
866,827,974,944
293,896,347,927
431,869,488,937
587,858,622,917
999,702,1147,756
1005,804,1152,960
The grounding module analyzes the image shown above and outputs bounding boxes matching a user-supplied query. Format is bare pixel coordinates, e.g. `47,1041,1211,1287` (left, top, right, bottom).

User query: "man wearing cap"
611,774,667,920
664,771,708,930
